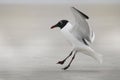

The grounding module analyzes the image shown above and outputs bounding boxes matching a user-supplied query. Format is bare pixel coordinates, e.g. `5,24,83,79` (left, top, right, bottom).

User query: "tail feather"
79,46,103,64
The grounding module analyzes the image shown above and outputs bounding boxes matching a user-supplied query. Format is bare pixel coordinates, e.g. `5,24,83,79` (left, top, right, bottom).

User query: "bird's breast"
61,28,80,47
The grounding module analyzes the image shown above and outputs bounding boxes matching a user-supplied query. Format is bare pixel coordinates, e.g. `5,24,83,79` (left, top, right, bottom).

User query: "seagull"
51,7,102,70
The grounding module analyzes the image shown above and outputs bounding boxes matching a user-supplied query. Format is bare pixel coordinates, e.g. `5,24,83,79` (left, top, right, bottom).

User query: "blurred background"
0,0,120,80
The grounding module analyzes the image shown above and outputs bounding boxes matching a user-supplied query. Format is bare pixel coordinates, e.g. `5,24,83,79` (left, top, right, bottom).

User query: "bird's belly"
61,30,81,47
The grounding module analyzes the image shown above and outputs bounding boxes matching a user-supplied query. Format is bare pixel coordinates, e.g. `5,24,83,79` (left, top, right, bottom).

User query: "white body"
61,22,103,64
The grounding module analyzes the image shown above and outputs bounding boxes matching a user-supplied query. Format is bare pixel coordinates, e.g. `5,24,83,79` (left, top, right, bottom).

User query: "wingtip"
71,6,75,8
71,6,77,8
71,6,89,19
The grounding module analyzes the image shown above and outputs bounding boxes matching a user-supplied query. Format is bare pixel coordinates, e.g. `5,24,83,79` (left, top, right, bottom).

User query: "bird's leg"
57,50,73,65
62,51,77,70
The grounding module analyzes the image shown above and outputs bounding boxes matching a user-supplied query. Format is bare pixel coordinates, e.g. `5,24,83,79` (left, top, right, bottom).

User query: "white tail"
78,46,103,64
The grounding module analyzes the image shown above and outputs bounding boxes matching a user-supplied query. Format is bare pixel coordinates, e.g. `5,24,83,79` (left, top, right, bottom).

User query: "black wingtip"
71,7,89,19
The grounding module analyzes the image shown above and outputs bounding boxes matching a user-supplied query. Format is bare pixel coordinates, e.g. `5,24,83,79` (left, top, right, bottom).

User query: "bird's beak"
50,25,56,29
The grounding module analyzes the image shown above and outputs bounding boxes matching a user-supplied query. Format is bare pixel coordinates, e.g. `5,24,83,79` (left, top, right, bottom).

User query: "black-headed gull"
51,7,102,70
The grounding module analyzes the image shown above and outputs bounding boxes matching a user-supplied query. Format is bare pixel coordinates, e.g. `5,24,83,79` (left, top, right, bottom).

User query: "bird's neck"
61,22,73,31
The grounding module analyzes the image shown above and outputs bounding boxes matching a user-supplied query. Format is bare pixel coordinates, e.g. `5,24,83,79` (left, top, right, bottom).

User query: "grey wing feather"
70,7,95,44
71,7,89,19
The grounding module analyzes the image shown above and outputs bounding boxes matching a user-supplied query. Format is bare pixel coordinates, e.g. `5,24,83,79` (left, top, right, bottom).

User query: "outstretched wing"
70,7,95,44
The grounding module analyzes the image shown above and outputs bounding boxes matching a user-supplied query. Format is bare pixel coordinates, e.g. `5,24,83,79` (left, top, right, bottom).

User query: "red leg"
57,51,73,65
62,51,77,70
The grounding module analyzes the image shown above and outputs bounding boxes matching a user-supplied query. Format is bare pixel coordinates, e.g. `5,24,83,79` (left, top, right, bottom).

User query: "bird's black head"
51,20,68,29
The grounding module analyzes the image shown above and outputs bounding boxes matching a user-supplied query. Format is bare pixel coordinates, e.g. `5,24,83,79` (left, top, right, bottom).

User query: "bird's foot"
62,65,70,70
57,60,65,65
